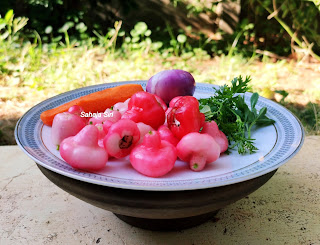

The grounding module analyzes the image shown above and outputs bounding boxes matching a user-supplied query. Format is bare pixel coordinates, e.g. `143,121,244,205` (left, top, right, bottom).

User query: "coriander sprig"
199,76,275,155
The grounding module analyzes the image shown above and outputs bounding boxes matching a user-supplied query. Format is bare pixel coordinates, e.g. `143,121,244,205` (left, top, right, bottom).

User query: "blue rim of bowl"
14,81,305,191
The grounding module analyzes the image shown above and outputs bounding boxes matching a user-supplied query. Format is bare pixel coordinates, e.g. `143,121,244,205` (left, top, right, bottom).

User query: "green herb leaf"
198,76,275,155
250,92,259,111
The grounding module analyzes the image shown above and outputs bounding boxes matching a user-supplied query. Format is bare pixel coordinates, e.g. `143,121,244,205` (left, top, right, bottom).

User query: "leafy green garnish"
199,76,275,155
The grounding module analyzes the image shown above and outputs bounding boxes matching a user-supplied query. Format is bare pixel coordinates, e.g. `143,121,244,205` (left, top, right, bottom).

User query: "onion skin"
146,69,195,104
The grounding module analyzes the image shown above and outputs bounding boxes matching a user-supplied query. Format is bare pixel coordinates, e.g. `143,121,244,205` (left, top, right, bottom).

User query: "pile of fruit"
40,70,271,178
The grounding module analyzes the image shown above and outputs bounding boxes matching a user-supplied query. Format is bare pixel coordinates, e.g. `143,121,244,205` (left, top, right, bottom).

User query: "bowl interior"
15,81,304,191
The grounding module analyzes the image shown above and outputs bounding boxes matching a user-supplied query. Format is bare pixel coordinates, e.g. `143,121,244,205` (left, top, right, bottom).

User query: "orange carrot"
40,84,144,126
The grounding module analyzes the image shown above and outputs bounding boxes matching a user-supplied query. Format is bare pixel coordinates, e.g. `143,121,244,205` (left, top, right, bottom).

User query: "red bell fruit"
103,119,140,158
88,108,121,125
158,125,179,147
130,130,177,177
51,112,86,149
167,96,203,140
102,120,114,134
177,132,220,171
122,91,165,129
68,105,87,124
153,94,168,111
169,96,182,108
60,125,108,171
113,98,130,116
136,122,154,145
95,123,106,148
201,121,228,153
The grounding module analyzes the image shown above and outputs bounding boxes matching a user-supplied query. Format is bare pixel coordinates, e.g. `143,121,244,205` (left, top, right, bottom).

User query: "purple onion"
146,69,195,104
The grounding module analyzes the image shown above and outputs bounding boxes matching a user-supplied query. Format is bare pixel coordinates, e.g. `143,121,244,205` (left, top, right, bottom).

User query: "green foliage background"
241,0,320,56
0,0,320,144
1,0,320,57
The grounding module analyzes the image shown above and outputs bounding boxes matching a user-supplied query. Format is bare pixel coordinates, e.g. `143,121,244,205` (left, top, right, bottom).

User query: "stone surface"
1,137,319,244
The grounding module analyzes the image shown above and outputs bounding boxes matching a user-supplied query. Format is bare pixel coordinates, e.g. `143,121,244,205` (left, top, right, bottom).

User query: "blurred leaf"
58,22,74,33
181,52,193,59
0,23,6,31
134,22,148,35
4,9,14,23
1,32,9,40
170,39,177,46
130,29,138,37
151,41,163,50
275,90,289,103
76,22,87,33
108,28,116,37
145,37,152,45
13,17,28,35
132,36,139,43
177,34,187,43
52,35,62,42
186,26,192,32
145,29,152,37
45,26,53,34
118,31,125,37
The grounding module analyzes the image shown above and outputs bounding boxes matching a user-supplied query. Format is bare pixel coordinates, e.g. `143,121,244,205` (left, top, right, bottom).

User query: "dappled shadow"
0,116,19,145
280,101,319,135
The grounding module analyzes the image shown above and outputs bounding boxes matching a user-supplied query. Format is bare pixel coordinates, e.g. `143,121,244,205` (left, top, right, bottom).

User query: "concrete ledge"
1,136,320,244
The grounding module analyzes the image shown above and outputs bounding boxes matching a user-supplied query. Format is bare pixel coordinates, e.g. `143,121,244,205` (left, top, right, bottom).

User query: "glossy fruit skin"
201,121,228,153
146,69,195,104
68,105,87,124
95,123,106,148
68,105,84,115
168,96,182,108
158,125,179,147
88,109,121,125
136,122,154,145
164,96,181,126
167,96,203,140
102,120,114,134
176,132,220,171
60,125,108,171
122,91,165,129
113,98,130,115
130,131,177,177
51,112,86,148
103,119,140,159
164,107,172,126
154,94,168,111
199,112,206,128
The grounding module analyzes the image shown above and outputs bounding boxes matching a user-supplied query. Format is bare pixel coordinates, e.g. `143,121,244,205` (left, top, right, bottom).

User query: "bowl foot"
114,210,220,231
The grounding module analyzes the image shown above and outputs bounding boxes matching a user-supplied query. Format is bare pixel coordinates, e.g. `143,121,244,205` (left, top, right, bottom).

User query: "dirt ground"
1,60,319,145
